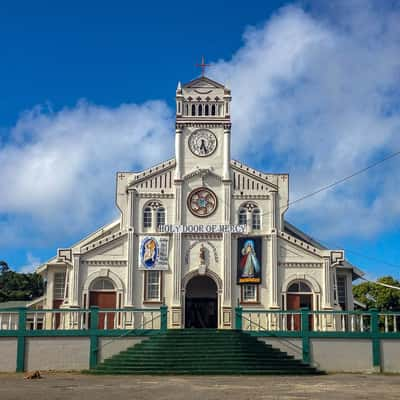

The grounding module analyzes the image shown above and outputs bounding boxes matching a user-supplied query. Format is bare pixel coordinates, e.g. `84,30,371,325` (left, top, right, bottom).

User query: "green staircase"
90,330,323,375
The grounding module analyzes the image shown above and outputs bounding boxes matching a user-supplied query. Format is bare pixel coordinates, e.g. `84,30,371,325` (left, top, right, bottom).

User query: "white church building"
37,74,363,329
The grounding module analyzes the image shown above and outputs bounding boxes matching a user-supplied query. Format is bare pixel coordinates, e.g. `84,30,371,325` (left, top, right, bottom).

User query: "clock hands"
199,139,208,154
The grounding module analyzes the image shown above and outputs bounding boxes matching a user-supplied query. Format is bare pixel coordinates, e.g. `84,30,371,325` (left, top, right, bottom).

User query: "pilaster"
269,232,279,308
223,128,231,180
173,181,183,305
71,253,81,307
126,229,135,307
174,128,183,180
322,257,333,308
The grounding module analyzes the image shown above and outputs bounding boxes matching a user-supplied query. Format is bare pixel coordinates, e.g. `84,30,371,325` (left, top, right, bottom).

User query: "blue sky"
0,0,399,278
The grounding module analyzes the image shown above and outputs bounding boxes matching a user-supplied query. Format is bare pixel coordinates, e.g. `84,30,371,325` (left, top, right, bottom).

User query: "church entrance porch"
89,278,117,329
185,275,218,328
286,280,313,330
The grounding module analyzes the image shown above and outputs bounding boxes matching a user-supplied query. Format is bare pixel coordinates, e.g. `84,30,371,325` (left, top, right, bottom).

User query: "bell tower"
174,69,232,181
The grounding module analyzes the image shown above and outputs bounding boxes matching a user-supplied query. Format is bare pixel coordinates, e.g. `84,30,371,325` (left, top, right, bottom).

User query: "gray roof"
0,300,29,309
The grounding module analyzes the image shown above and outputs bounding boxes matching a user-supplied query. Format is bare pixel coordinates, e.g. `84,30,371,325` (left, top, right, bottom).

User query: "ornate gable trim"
231,160,279,190
279,231,323,257
183,168,222,183
183,76,225,89
128,158,175,187
80,229,128,254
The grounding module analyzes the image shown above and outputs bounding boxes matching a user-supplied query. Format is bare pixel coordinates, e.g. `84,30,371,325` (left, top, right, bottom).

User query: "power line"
306,235,400,272
253,149,400,271
260,149,400,218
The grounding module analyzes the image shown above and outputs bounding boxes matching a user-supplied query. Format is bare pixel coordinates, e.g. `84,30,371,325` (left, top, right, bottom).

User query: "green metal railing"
0,305,168,372
235,306,400,369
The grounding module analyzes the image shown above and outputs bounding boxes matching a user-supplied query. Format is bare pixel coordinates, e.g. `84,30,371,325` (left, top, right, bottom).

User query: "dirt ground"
0,372,399,400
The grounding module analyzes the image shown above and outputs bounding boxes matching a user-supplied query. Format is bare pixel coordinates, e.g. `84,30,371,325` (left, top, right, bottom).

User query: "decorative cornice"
279,231,322,256
80,230,127,254
279,262,323,269
231,160,279,189
232,194,270,200
81,260,127,266
137,193,174,199
128,158,175,187
176,122,231,129
183,168,222,183
184,233,223,240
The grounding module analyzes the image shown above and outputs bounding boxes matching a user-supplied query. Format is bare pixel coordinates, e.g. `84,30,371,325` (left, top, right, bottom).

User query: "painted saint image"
237,237,261,284
141,237,159,268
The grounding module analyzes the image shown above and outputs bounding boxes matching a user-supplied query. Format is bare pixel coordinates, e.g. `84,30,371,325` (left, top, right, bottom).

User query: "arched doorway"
89,277,117,329
185,275,218,328
286,280,313,330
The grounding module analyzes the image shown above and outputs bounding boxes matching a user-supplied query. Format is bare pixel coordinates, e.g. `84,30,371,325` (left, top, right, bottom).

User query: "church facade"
37,75,363,329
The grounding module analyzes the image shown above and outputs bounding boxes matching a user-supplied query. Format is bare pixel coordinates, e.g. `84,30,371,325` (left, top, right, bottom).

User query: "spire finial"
196,56,210,77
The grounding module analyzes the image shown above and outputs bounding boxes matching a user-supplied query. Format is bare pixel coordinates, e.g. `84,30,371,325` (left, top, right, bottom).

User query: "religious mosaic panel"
237,237,262,284
138,236,169,270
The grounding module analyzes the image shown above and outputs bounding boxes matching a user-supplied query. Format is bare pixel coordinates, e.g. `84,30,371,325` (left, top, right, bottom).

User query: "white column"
173,182,183,305
223,182,232,305
126,229,135,307
323,257,333,308
71,253,81,307
175,128,183,180
223,128,231,181
270,191,277,230
223,232,232,305
269,233,279,308
173,233,182,304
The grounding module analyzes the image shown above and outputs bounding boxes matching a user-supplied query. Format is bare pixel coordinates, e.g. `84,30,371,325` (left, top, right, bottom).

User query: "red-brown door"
89,291,117,329
287,294,301,330
287,294,313,331
52,299,64,329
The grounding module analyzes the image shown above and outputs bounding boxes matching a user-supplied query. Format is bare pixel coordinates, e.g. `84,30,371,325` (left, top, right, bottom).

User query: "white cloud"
0,100,174,246
19,252,41,273
1,0,400,255
211,2,400,239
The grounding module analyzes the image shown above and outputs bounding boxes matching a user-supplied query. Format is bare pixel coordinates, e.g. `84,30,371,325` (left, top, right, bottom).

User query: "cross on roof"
196,56,210,77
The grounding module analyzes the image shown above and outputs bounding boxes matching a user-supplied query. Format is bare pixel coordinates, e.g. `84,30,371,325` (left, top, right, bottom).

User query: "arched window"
191,104,196,116
288,281,312,293
90,278,115,291
205,104,209,115
198,104,202,116
239,208,247,225
252,208,261,230
211,104,216,115
143,206,152,228
157,207,166,227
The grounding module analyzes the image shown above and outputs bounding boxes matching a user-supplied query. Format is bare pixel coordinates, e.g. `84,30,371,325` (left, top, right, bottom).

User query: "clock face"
188,129,217,157
188,188,217,217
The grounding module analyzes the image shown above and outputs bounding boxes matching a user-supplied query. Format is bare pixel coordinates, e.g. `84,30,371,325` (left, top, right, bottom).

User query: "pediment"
183,168,222,183
80,229,127,255
81,238,126,259
278,237,322,262
128,159,175,190
183,76,225,89
231,160,278,191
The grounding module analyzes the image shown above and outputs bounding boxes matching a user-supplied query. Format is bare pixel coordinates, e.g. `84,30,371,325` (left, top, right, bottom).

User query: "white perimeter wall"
1,336,400,373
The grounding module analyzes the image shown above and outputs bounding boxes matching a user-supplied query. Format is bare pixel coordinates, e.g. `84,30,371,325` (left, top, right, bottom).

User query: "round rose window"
187,188,217,217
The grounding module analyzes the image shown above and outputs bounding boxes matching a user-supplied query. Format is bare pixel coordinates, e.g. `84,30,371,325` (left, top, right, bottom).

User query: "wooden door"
287,294,313,331
89,291,117,329
52,299,63,329
287,294,301,330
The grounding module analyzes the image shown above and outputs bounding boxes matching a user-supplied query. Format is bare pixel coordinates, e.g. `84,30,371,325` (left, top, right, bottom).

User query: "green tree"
0,261,44,302
353,276,400,311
